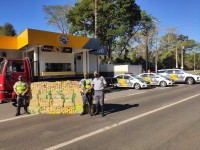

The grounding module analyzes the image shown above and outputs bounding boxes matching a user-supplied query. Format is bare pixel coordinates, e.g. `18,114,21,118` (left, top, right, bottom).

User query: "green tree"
159,33,177,51
67,0,141,61
0,26,5,35
43,5,72,34
0,23,16,36
158,32,198,70
159,50,175,69
134,11,158,71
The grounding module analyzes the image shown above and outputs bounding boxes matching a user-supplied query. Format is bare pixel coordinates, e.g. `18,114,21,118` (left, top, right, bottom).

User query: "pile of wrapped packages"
28,81,83,114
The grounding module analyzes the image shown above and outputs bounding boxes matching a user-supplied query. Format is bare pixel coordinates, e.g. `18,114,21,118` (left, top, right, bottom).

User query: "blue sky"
135,0,200,42
0,0,199,42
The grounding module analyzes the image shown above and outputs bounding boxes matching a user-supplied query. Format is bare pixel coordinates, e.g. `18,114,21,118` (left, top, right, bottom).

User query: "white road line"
0,92,146,123
159,88,168,90
0,114,38,123
128,92,146,96
44,93,200,150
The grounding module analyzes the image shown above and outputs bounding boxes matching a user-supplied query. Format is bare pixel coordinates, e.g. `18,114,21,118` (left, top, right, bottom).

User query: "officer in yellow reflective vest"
79,73,93,116
13,76,29,116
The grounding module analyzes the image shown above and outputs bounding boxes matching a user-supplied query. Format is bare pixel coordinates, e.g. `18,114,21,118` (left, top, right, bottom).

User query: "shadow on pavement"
104,86,155,94
104,87,130,94
104,103,139,116
12,101,17,107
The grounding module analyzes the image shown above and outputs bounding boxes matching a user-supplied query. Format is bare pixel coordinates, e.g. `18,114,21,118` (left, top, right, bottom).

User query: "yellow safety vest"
81,79,91,93
16,82,26,94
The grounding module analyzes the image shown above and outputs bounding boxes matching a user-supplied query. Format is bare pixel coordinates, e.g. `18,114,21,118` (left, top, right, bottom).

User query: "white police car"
157,69,200,84
112,74,150,90
138,73,174,87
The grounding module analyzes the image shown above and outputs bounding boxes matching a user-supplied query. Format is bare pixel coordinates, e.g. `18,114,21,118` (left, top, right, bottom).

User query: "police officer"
79,73,93,116
89,71,107,117
13,76,29,116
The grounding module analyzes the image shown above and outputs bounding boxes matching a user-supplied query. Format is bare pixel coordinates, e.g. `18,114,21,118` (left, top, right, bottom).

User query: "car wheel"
186,77,195,84
160,81,167,87
112,83,118,89
134,83,141,90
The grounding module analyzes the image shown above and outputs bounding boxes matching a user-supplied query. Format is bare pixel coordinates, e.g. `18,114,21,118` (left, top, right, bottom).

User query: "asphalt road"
0,83,200,150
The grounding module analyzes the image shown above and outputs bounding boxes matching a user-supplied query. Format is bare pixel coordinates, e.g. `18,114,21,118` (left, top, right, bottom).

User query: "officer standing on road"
13,76,29,116
79,73,93,116
87,71,107,117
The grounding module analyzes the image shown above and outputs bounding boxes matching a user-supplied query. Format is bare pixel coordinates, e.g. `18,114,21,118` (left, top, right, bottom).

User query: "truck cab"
0,58,31,103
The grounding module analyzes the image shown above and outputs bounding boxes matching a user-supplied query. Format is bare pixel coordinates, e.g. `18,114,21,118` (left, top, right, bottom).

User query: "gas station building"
0,29,107,79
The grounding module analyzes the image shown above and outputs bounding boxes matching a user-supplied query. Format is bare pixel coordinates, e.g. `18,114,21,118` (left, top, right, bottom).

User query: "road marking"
128,92,146,96
0,92,146,123
159,88,168,90
0,114,38,123
44,93,200,150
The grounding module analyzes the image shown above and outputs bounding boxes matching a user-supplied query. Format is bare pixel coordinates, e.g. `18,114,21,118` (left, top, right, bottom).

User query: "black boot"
24,107,30,114
101,105,104,117
15,107,21,116
88,105,93,116
92,104,96,114
80,105,86,115
94,104,99,115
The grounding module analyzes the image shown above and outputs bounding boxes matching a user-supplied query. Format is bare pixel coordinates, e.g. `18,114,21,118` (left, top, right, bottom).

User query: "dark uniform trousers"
16,95,29,115
81,92,93,115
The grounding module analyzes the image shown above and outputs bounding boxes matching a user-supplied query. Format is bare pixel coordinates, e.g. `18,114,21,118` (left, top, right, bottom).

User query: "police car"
112,74,150,90
138,73,174,87
157,69,200,84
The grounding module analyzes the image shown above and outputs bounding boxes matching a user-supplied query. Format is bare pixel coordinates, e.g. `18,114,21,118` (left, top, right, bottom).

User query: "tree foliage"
43,5,72,34
0,23,16,36
67,0,141,60
42,1,200,71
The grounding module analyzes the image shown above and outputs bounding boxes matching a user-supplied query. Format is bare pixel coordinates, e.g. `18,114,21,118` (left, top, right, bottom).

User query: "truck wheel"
134,83,141,90
160,81,167,87
186,77,195,84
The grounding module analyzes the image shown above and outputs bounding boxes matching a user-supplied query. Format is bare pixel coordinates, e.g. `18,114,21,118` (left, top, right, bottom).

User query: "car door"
115,75,126,87
166,70,178,81
149,73,159,85
124,75,133,87
174,70,185,81
140,74,149,82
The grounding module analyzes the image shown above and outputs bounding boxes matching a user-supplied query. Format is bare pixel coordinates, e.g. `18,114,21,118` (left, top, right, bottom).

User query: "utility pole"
94,0,99,71
181,46,184,70
94,0,98,38
154,20,161,73
155,37,158,73
145,36,149,73
176,46,178,68
194,52,196,71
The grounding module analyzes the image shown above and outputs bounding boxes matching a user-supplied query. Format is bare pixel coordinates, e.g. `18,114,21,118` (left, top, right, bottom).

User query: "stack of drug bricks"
28,81,83,114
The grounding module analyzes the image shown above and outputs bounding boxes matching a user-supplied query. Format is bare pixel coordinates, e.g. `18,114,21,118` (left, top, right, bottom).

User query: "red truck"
0,58,32,103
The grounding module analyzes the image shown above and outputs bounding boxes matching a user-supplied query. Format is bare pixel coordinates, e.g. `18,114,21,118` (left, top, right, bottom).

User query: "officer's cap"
94,71,98,75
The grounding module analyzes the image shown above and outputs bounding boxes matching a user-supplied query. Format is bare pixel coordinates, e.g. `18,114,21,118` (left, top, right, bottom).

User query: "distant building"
0,28,107,79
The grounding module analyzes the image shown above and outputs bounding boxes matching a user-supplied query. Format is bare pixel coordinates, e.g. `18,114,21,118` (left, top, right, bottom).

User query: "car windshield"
0,61,5,74
181,70,187,73
130,74,140,79
157,70,166,73
130,74,145,82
